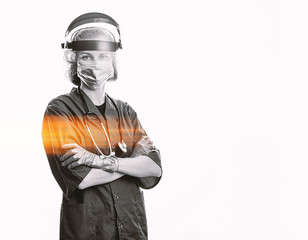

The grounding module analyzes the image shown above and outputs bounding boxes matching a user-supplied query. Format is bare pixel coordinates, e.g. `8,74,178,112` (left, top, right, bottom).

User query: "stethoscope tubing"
77,87,124,157
84,116,114,157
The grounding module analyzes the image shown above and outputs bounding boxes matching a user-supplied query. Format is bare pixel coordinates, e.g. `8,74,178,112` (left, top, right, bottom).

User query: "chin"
91,83,106,90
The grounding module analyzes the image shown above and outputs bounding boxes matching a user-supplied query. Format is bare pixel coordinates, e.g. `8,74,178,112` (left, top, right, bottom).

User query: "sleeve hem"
63,166,92,200
135,150,163,189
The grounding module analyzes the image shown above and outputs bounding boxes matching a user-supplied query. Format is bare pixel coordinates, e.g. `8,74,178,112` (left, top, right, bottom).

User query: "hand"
131,136,156,157
60,143,102,169
101,156,119,172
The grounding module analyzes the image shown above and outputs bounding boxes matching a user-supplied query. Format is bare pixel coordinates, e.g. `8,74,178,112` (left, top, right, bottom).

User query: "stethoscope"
78,87,127,157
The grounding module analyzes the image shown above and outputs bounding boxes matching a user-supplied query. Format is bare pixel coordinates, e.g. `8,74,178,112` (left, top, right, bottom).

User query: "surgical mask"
77,60,113,89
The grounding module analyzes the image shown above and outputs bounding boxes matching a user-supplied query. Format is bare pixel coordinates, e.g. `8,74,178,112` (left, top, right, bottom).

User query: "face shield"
61,12,122,52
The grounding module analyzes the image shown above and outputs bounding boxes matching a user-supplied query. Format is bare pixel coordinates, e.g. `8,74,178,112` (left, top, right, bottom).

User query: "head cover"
61,12,122,51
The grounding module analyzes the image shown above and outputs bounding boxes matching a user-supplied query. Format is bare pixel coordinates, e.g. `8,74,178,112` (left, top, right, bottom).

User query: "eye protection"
61,12,122,52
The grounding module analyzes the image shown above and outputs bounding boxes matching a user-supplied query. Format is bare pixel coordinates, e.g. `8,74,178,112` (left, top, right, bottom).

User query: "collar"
71,87,121,147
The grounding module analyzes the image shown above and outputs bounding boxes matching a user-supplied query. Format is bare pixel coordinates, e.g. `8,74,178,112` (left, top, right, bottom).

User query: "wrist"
98,155,106,169
88,154,104,168
101,156,119,172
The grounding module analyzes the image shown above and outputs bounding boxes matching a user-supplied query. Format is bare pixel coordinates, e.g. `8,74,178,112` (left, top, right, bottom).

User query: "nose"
88,57,107,69
92,60,101,68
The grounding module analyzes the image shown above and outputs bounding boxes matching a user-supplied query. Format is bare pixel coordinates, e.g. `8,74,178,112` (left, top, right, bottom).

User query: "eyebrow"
79,51,110,54
79,52,92,56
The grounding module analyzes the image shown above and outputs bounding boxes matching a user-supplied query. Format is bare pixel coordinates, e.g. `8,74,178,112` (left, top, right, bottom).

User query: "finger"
135,136,149,145
139,136,150,142
61,156,78,167
136,139,149,144
78,152,88,164
136,143,153,151
62,143,80,149
102,164,113,171
139,148,150,154
72,149,87,159
140,145,154,153
59,150,76,161
67,160,82,169
137,138,153,145
142,141,153,146
103,169,113,173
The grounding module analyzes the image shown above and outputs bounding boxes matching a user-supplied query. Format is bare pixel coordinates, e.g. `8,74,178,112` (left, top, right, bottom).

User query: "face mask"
77,61,113,89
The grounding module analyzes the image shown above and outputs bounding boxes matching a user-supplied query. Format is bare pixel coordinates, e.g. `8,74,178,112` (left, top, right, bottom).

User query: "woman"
42,12,162,240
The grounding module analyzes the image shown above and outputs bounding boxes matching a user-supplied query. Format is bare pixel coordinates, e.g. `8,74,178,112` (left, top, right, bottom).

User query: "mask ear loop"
105,72,113,81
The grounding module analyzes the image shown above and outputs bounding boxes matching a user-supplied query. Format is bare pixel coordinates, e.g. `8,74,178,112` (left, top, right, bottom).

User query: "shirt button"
114,194,119,200
118,223,123,229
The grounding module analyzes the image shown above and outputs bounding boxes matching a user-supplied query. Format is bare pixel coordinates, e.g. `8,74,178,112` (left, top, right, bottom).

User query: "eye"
80,55,92,61
98,54,111,61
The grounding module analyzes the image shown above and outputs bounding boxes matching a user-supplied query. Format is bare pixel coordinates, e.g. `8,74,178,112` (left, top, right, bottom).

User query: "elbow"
152,165,162,178
77,185,84,190
157,168,162,177
77,181,88,190
146,156,162,177
147,158,162,177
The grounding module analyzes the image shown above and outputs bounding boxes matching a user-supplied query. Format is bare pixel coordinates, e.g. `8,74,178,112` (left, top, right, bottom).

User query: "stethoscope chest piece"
114,139,127,157
118,139,127,153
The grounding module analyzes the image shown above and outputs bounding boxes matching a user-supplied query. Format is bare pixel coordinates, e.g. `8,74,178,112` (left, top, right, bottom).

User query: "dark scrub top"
42,88,162,240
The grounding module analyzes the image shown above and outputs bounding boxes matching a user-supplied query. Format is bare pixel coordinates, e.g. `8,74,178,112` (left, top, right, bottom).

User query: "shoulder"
107,95,137,117
45,88,78,114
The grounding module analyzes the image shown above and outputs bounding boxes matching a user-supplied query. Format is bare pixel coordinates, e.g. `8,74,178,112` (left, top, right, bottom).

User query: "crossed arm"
77,155,161,189
60,137,162,189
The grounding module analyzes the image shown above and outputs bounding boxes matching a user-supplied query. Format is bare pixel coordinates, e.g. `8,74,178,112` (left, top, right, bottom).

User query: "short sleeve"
126,104,162,189
42,103,91,199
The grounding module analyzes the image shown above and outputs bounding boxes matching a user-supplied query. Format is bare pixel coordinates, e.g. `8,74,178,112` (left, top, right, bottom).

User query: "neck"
80,83,106,106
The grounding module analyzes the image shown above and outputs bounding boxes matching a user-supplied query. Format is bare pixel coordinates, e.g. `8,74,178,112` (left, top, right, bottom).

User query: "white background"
1,0,308,239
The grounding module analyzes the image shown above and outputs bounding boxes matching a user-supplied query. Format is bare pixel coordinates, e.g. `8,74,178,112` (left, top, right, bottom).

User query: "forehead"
78,50,112,56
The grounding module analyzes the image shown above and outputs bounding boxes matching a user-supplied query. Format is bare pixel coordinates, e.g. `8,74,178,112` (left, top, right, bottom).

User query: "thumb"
62,143,80,149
